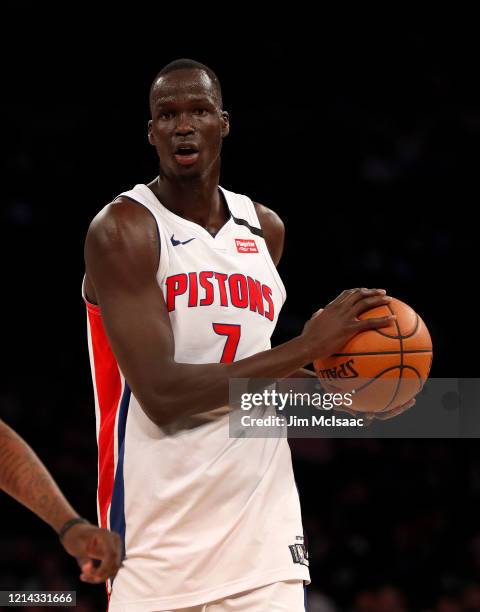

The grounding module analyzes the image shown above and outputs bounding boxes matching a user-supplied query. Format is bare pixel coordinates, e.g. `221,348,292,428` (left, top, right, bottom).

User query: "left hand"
61,523,122,584
367,397,416,421
336,397,417,422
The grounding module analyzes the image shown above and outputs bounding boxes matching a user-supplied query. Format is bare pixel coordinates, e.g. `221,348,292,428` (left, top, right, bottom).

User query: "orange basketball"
313,298,433,413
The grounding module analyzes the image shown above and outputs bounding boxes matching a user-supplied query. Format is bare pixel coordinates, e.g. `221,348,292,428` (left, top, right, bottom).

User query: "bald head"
149,59,223,113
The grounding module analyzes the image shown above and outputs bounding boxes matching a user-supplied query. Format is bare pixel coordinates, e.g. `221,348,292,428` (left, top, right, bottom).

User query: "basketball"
313,298,433,413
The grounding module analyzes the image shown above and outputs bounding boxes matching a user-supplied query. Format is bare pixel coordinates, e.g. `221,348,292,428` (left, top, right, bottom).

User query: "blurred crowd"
292,438,480,611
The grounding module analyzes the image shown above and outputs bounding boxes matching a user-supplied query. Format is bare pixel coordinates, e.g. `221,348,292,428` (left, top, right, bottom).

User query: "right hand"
62,522,122,584
301,288,395,362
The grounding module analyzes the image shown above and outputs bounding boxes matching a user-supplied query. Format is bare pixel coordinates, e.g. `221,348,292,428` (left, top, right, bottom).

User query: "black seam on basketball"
375,312,419,339
376,367,423,412
332,350,432,357
402,313,420,339
385,302,403,411
344,366,408,393
331,365,419,411
323,366,406,410
401,365,423,383
322,369,425,412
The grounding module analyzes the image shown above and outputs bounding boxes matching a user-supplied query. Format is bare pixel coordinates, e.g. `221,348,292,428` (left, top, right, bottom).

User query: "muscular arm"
84,199,392,427
0,419,77,532
0,419,121,582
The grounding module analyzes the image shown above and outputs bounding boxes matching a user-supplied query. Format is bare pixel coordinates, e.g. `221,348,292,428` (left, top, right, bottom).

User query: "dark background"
0,15,476,612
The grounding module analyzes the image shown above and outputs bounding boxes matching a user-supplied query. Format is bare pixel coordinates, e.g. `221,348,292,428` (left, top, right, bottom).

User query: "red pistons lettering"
199,271,214,306
247,277,264,315
166,274,188,311
229,274,249,308
166,272,275,321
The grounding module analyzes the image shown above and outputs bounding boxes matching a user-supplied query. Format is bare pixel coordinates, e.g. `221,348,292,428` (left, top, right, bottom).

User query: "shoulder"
253,201,285,266
86,196,159,252
84,196,160,296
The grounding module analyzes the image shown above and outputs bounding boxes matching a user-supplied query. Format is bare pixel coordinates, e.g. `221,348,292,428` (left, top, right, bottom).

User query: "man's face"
148,68,229,180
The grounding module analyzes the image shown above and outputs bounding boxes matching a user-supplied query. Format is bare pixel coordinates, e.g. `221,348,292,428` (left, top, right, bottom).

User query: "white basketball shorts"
158,580,306,611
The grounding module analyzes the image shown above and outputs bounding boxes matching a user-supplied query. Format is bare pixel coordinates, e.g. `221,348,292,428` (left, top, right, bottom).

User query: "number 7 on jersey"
212,323,241,363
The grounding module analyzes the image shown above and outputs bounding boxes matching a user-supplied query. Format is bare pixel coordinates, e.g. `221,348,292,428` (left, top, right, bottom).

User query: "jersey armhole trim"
116,195,162,271
245,197,287,304
81,276,102,314
114,192,170,285
84,298,101,314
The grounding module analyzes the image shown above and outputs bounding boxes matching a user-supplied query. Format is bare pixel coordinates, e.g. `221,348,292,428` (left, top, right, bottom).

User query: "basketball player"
0,419,121,583
82,59,414,611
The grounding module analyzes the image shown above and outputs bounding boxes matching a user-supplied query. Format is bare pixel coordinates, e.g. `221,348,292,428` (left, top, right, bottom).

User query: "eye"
193,108,208,116
159,111,174,120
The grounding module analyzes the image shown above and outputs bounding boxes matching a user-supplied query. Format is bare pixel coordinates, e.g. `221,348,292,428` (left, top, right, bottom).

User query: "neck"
152,167,225,230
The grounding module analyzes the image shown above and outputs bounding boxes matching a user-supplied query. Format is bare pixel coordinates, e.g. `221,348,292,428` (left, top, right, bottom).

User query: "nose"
175,112,195,135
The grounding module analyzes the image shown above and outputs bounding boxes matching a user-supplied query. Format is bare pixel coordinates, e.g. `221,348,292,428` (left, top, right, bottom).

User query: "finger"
88,535,121,580
374,398,416,421
81,560,93,574
354,315,396,331
353,295,393,317
334,405,359,417
343,288,387,307
83,536,120,580
80,561,96,582
93,562,119,582
85,534,103,557
80,571,106,584
80,560,104,584
334,404,378,423
338,410,376,427
331,288,359,305
82,557,115,582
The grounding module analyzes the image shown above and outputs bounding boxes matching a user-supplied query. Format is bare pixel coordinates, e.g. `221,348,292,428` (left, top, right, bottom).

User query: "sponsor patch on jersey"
289,543,309,567
235,238,258,253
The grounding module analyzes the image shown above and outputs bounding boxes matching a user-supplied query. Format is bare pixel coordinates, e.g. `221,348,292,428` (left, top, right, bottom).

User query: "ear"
147,120,155,145
221,111,230,138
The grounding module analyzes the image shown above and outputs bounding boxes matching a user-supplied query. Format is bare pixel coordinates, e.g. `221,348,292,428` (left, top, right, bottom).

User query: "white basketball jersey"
82,184,310,610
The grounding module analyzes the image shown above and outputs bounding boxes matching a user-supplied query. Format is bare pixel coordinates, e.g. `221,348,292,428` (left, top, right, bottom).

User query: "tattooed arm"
0,418,79,530
0,419,121,583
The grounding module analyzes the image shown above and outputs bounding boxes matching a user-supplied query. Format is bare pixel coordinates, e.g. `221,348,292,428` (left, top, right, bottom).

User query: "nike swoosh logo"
170,234,196,246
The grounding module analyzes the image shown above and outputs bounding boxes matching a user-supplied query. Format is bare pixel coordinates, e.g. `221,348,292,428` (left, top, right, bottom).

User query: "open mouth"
174,146,200,165
175,146,198,155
